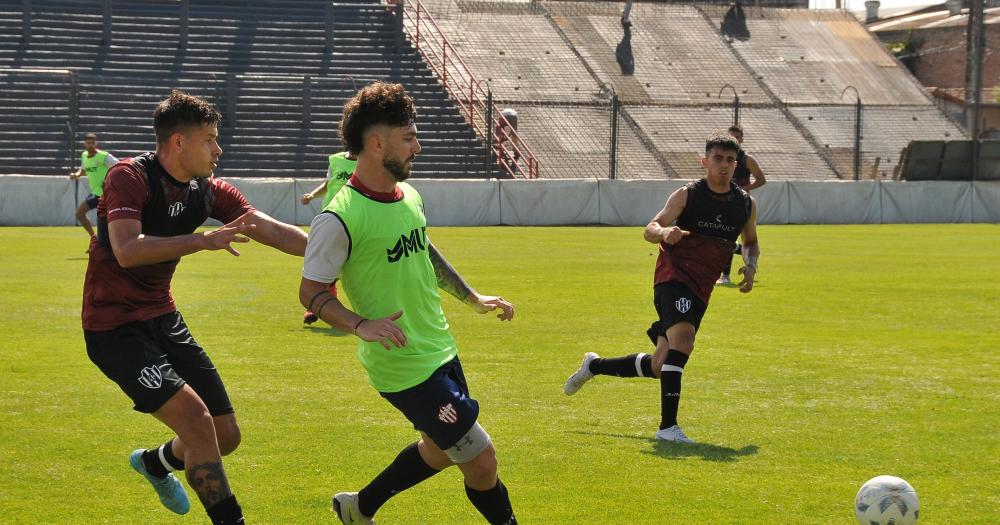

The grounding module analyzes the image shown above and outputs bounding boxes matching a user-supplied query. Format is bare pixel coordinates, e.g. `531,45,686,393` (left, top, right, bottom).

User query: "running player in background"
564,131,760,444
69,132,118,249
718,125,766,284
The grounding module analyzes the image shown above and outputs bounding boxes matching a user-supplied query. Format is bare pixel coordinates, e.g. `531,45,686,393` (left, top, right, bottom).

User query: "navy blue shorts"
380,357,479,450
85,193,100,209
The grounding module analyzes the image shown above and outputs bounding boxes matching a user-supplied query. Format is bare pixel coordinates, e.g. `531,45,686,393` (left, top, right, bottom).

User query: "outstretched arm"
243,210,307,256
428,242,514,321
738,199,760,293
108,211,255,268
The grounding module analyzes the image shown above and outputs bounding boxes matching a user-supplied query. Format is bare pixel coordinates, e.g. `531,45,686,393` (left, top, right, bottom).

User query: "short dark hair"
706,131,741,154
728,125,743,135
83,132,98,140
153,90,221,145
339,81,416,154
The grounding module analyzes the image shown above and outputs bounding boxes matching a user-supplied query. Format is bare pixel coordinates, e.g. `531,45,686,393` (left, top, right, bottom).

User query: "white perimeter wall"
1,176,998,226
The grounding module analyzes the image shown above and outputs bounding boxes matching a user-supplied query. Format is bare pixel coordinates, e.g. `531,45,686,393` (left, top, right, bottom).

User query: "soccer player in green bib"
299,82,518,525
300,151,358,325
69,132,118,249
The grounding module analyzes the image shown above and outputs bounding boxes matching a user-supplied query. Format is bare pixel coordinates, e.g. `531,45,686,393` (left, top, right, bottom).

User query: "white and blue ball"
854,475,919,525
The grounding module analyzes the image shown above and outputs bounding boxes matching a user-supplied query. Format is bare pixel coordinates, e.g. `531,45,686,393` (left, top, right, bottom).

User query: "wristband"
353,318,366,334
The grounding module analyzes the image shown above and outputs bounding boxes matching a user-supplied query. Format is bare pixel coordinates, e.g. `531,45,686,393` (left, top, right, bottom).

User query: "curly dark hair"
339,81,416,154
153,90,222,145
705,131,741,154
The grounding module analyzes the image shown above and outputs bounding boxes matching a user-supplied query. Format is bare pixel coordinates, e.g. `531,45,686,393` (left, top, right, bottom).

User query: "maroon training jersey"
653,179,752,304
82,153,254,331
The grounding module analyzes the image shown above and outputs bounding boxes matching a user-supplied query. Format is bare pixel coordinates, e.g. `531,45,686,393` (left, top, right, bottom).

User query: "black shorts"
85,193,100,209
84,311,233,415
380,357,479,450
646,281,708,345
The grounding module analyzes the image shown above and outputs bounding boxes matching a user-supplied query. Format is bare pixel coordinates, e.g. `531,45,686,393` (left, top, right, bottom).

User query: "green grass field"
1,224,998,524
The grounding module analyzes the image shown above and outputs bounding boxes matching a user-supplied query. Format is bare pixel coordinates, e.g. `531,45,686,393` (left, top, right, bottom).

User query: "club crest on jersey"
138,366,163,389
438,403,458,424
675,297,691,313
386,226,427,263
167,202,185,217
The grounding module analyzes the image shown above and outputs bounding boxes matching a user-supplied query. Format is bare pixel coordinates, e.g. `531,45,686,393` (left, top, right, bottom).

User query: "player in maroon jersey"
564,131,760,444
718,124,767,284
82,90,307,524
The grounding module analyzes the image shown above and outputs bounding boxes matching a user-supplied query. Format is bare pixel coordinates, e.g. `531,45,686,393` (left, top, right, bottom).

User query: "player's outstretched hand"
661,226,690,245
300,193,313,205
469,293,514,321
203,211,256,256
356,310,407,349
738,266,756,293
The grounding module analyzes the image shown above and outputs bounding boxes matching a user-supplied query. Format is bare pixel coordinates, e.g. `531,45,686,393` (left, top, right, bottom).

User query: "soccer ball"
854,475,919,525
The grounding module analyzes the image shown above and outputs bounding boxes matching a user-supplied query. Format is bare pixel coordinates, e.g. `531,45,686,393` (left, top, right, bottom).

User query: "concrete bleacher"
712,8,930,106
545,1,770,105
0,0,492,178
628,105,837,180
508,103,667,179
0,69,74,174
0,0,968,181
789,105,966,179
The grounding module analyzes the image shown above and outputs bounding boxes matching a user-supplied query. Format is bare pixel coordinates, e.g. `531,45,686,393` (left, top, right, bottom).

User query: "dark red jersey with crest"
82,153,253,331
653,179,752,303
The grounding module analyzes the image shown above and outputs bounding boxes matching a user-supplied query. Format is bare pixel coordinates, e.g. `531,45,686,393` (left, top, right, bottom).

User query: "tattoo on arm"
186,461,232,508
428,243,474,303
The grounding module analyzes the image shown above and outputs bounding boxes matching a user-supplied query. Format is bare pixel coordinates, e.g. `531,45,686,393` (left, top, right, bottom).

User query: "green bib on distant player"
322,152,358,208
81,150,111,196
324,182,457,392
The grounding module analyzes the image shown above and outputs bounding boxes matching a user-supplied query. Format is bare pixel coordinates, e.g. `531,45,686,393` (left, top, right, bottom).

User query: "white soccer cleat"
655,425,694,444
716,275,731,285
332,492,375,525
564,352,599,396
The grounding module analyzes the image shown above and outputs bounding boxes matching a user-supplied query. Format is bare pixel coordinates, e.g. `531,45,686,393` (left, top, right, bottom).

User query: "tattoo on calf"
186,461,232,508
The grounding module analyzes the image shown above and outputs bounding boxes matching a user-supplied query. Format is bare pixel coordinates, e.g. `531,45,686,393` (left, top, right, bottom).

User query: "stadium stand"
0,0,968,181
0,0,493,178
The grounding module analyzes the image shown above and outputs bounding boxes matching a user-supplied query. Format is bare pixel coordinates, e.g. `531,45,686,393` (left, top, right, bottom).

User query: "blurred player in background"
69,132,118,249
718,125,766,284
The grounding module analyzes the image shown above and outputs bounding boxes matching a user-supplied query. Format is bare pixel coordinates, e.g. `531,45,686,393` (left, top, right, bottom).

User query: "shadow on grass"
568,430,758,463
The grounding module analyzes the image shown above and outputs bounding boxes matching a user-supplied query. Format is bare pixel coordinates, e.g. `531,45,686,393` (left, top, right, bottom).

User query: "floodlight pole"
966,0,985,183
842,86,861,181
719,84,739,126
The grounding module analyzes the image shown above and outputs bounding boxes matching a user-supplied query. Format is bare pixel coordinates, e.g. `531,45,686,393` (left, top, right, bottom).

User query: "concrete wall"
1,175,998,227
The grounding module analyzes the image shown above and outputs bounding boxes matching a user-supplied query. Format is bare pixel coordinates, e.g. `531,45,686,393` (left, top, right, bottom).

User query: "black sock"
141,440,184,478
465,478,517,525
357,442,440,518
206,494,244,525
659,349,690,430
588,353,654,378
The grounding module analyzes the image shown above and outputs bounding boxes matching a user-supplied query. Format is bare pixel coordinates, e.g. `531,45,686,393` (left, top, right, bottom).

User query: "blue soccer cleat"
129,449,191,514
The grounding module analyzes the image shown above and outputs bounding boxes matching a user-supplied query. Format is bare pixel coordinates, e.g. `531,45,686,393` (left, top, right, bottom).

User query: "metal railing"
397,0,540,178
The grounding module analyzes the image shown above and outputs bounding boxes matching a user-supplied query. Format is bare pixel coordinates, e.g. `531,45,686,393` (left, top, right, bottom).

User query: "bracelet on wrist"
353,318,366,334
